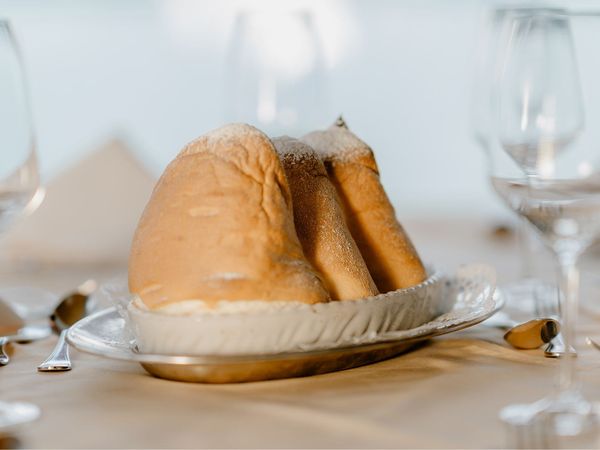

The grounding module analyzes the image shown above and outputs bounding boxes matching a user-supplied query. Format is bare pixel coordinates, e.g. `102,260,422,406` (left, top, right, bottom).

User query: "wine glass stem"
556,249,580,394
517,219,534,279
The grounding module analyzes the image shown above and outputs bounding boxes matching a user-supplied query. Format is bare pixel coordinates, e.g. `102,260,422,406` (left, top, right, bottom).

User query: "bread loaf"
302,121,426,292
273,136,379,301
129,123,330,309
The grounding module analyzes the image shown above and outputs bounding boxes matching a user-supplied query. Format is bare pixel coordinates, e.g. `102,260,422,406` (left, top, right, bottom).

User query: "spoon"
503,318,560,350
37,280,96,372
484,312,560,349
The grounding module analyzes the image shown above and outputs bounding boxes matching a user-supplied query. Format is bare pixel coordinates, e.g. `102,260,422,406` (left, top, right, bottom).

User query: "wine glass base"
0,401,40,434
500,392,600,448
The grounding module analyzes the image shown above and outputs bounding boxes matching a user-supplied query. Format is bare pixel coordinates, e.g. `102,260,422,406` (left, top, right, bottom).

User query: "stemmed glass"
224,9,327,137
472,7,560,313
488,9,599,443
0,21,42,431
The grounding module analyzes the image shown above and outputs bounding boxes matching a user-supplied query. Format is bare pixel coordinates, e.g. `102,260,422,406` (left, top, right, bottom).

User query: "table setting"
4,2,600,449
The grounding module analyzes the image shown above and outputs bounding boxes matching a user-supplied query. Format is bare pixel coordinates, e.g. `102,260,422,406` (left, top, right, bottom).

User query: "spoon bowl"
503,318,560,350
51,293,89,333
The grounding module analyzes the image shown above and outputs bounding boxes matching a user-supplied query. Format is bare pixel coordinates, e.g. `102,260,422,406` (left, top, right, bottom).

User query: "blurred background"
1,0,600,268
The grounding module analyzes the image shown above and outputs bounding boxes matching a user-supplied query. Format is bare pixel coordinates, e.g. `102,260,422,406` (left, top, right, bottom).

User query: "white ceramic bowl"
104,269,449,356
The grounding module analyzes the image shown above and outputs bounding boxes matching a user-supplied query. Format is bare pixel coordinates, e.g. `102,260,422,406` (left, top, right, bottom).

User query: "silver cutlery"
543,333,570,358
534,284,576,358
484,311,559,349
37,280,96,372
503,318,559,350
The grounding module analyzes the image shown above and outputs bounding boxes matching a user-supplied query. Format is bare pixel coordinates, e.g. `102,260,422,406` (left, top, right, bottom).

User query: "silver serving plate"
67,264,503,383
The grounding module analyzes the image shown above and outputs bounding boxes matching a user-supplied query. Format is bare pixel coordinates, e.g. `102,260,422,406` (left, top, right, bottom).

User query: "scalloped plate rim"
67,287,504,366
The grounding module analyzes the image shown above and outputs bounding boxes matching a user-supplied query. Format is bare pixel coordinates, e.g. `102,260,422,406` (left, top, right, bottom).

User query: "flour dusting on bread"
303,125,374,163
273,136,378,301
129,123,330,309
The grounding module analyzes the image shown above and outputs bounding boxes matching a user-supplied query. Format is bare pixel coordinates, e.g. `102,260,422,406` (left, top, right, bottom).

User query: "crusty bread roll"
129,123,330,309
273,136,378,301
302,120,426,292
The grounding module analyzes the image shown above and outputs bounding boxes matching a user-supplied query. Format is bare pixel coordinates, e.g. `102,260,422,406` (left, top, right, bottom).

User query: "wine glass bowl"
224,9,327,137
496,10,584,178
0,20,42,431
471,7,567,315
0,21,41,232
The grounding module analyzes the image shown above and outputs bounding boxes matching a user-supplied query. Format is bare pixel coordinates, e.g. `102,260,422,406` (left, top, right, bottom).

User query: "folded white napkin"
0,138,156,265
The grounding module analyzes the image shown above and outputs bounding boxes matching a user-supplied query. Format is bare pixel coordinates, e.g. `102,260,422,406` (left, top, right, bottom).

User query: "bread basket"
70,264,499,383
104,268,448,356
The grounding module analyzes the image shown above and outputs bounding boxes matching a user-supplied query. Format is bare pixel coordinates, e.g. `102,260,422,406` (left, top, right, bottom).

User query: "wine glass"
224,9,328,137
488,9,599,444
471,7,561,313
0,20,42,431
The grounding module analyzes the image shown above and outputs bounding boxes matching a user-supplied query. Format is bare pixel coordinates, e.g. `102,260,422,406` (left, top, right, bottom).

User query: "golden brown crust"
273,136,378,301
129,124,330,309
302,126,426,292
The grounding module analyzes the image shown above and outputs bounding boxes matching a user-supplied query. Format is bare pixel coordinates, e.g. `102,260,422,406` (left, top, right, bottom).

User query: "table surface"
3,216,600,449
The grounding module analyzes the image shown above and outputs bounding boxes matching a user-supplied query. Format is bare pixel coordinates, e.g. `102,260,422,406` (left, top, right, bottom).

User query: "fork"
534,284,576,358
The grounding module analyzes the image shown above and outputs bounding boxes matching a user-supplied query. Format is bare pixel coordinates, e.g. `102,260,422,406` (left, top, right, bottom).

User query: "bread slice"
273,136,378,301
129,124,330,309
302,120,426,292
